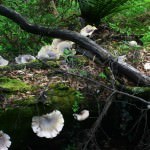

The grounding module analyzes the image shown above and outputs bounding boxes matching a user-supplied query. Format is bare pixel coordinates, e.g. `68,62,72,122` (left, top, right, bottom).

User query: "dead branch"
82,91,116,150
0,5,150,86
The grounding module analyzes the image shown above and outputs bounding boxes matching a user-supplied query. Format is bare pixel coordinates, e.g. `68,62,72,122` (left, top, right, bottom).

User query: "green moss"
44,83,84,113
0,77,31,92
13,96,36,106
46,60,60,67
75,55,89,66
0,60,59,72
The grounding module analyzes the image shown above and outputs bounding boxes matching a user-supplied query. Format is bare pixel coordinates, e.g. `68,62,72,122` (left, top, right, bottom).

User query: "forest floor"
0,24,150,150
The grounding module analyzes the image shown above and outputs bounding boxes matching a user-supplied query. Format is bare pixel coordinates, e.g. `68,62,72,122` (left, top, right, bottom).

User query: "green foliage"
99,72,107,79
72,100,79,113
78,0,129,25
103,0,150,46
72,91,84,112
0,0,79,57
141,32,150,46
63,49,76,60
111,42,142,55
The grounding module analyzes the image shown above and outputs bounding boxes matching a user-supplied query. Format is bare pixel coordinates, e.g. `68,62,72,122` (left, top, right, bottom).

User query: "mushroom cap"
37,45,60,60
117,55,127,64
128,41,138,47
0,56,9,66
15,54,36,64
51,39,63,49
73,110,89,121
0,130,11,150
144,62,150,70
80,25,97,37
56,41,74,55
32,110,64,138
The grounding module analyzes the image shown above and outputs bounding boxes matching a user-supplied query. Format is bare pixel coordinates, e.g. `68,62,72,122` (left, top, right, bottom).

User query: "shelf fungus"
80,25,97,37
52,39,75,55
37,45,60,60
0,130,11,150
15,54,36,64
51,38,63,49
31,110,64,138
56,41,75,55
73,110,89,121
0,56,9,66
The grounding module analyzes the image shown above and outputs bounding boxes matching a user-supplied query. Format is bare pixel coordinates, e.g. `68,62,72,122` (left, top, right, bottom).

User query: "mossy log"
121,86,150,99
0,60,59,72
0,79,84,149
0,55,89,72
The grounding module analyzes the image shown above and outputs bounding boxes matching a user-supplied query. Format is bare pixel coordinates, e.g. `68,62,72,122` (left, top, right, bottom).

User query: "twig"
54,69,150,105
82,91,116,150
35,57,149,105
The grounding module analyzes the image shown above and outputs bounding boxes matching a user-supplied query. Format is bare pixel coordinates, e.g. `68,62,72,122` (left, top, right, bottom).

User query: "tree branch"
0,4,149,86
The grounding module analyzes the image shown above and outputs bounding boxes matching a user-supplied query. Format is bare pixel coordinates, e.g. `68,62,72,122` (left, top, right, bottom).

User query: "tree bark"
0,5,149,86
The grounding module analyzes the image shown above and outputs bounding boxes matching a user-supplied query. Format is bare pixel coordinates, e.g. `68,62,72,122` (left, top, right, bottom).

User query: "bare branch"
82,91,116,150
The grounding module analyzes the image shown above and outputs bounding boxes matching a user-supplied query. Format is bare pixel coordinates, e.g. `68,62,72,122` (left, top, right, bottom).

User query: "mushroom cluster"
37,39,74,60
0,38,75,66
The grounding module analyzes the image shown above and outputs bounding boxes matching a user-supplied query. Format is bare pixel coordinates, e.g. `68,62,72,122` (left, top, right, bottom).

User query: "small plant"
103,0,150,46
99,72,107,79
72,100,79,113
63,48,76,58
141,32,150,46
72,91,84,113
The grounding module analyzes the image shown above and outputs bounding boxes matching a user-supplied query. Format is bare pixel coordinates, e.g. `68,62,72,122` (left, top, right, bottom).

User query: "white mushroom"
0,56,9,66
73,110,89,121
37,45,60,60
15,54,36,64
80,25,97,37
147,105,150,109
31,110,64,138
128,41,138,47
117,55,127,64
56,41,74,55
144,62,150,70
0,130,11,150
51,38,63,49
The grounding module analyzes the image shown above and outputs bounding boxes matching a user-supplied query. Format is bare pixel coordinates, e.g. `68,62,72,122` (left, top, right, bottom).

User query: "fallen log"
0,5,149,86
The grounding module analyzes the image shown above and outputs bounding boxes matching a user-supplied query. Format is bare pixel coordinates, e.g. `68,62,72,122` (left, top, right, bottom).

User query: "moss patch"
0,77,31,92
